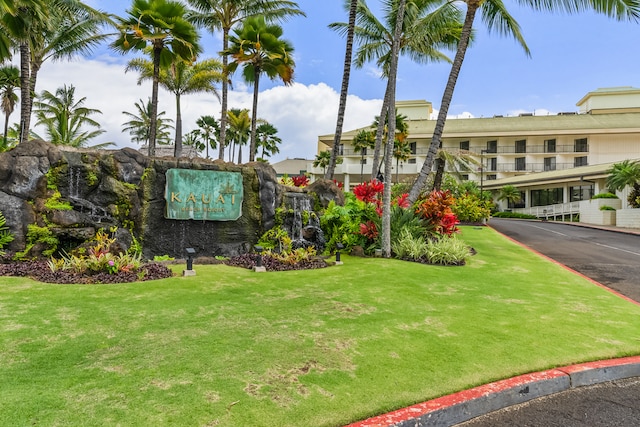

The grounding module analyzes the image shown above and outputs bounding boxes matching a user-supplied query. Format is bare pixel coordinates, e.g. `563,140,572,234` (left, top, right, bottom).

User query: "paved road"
487,218,640,303
453,219,640,427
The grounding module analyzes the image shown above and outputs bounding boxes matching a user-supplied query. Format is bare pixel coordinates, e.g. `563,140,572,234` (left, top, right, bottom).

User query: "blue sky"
31,0,640,161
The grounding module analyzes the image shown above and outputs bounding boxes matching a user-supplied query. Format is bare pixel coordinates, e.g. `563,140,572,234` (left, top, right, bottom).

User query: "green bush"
389,206,426,246
426,236,470,265
320,193,378,254
452,193,491,223
0,210,14,255
599,205,616,211
591,192,619,199
391,228,428,261
492,212,538,219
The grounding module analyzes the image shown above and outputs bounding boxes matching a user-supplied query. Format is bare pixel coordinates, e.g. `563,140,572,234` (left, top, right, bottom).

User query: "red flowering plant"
291,175,310,187
414,190,460,236
332,179,344,190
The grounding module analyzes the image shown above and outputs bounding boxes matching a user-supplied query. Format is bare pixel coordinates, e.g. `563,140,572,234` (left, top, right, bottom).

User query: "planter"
616,208,640,228
579,199,622,225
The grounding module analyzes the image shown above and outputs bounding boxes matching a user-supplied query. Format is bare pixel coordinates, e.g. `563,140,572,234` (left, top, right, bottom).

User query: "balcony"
489,163,576,173
470,145,588,154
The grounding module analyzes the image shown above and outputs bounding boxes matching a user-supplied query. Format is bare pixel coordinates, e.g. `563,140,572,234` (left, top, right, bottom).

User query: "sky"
20,0,640,162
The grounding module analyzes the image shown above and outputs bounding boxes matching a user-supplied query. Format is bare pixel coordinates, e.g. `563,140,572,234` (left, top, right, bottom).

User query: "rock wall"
0,140,343,259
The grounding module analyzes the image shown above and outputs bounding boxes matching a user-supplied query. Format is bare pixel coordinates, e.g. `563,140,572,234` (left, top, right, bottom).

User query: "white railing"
513,202,581,218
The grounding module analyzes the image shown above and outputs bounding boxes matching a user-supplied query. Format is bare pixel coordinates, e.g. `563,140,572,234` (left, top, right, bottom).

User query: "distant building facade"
310,87,640,211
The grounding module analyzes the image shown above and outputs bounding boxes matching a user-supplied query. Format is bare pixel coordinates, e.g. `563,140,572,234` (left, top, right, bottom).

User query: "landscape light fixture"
253,245,266,272
335,243,344,265
185,247,196,271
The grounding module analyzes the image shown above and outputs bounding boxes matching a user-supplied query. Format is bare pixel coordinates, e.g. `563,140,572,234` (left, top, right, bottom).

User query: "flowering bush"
332,180,344,190
291,175,310,187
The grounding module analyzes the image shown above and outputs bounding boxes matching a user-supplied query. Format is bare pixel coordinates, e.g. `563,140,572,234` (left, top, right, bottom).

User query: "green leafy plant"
153,255,175,261
320,194,378,254
426,236,470,266
452,193,492,223
492,212,538,219
599,205,616,211
0,210,14,255
391,228,428,261
44,190,73,211
258,226,292,253
15,224,59,258
591,192,619,199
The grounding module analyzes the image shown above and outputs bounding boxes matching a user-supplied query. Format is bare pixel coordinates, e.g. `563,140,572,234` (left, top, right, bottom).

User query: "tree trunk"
19,43,30,144
407,2,478,205
174,93,182,158
149,45,162,157
326,0,357,180
249,72,260,162
381,0,406,258
218,28,230,161
371,83,390,180
433,157,445,190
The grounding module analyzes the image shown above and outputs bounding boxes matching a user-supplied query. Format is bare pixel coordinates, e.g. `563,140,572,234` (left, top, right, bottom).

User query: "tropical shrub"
291,175,309,187
599,205,616,211
14,224,59,259
0,210,14,255
591,192,619,199
320,193,379,254
258,226,292,253
391,228,428,261
414,190,459,236
491,211,538,219
452,193,491,223
426,236,470,266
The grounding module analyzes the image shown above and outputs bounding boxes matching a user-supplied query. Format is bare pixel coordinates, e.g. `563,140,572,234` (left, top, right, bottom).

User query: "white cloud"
31,58,382,162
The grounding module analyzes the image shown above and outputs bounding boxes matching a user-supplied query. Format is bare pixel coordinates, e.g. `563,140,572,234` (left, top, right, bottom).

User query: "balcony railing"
471,145,588,154
513,202,581,218
486,162,576,173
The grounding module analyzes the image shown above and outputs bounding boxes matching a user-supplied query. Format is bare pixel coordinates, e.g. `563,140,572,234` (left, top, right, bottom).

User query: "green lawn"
2,226,640,427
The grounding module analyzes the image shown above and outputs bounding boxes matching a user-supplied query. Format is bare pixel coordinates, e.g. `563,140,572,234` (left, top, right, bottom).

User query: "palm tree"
125,57,223,157
371,110,409,178
193,115,219,159
407,0,640,205
112,0,201,157
186,0,305,161
255,122,281,161
32,84,110,148
0,65,20,150
353,128,375,183
226,108,251,163
313,150,341,175
497,184,522,208
325,0,358,180
607,159,640,208
393,140,412,183
432,148,479,190
1,0,108,144
122,98,174,146
225,15,294,162
330,0,463,181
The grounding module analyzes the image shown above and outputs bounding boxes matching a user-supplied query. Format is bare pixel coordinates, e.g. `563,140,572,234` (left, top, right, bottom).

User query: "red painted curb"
344,370,567,427
344,357,640,427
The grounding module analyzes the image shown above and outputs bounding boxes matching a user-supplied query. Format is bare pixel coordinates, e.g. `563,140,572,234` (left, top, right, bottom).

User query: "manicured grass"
2,226,640,426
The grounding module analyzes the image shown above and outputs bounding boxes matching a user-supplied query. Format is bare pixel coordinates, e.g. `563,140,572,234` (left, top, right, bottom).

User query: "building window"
544,157,556,171
360,158,367,165
408,158,416,164
515,157,526,171
461,174,469,181
489,157,497,171
544,139,556,153
574,156,588,167
459,141,469,151
486,174,497,180
570,185,594,202
515,139,526,153
409,141,417,154
574,138,588,152
486,140,497,153
531,188,563,206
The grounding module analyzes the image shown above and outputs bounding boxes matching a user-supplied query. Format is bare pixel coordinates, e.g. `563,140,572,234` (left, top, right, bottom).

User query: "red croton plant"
353,180,459,241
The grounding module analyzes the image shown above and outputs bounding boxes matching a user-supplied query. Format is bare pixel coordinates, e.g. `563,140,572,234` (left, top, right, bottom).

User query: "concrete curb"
345,356,640,427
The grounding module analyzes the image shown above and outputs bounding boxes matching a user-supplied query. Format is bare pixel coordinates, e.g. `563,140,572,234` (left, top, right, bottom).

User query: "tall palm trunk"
407,1,478,204
19,42,30,144
433,157,445,190
326,0,357,180
218,28,230,161
174,93,183,157
249,72,260,162
371,83,390,180
381,0,406,258
148,44,162,157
